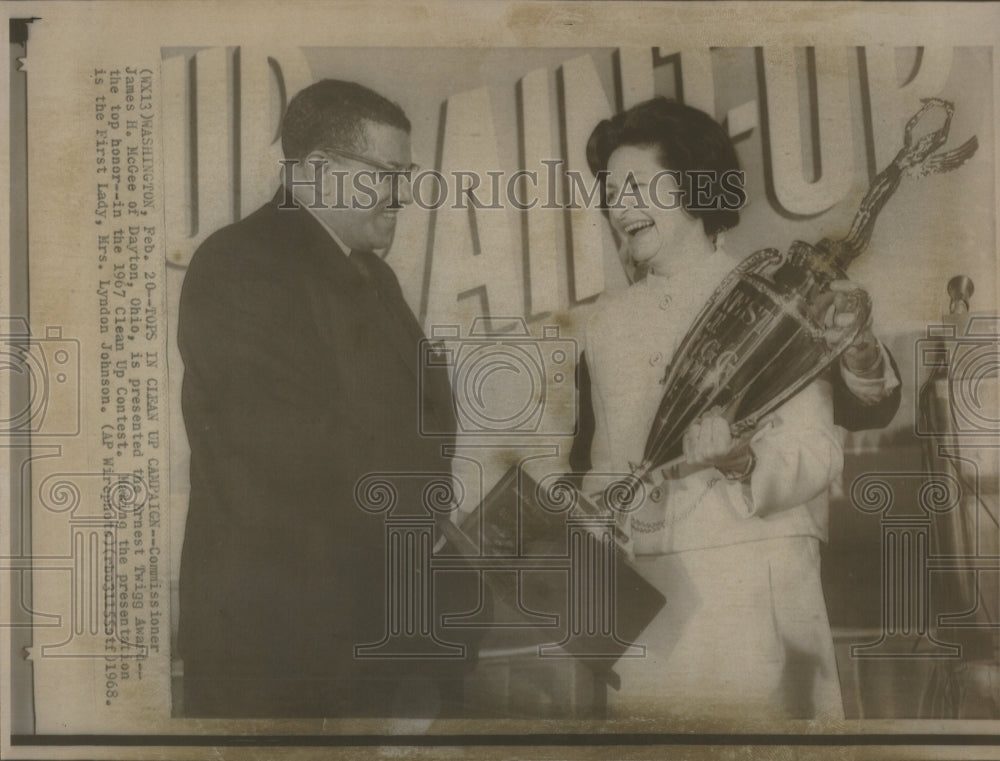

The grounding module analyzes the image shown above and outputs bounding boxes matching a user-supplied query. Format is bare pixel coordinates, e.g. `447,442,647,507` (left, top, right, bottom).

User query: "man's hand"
683,411,753,475
821,280,882,377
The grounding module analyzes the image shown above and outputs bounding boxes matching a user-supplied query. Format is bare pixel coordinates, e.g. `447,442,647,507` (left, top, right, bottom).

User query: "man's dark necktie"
351,248,456,438
350,248,412,335
349,248,379,293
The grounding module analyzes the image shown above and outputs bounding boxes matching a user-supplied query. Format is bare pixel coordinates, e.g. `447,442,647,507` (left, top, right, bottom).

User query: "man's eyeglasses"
324,147,419,181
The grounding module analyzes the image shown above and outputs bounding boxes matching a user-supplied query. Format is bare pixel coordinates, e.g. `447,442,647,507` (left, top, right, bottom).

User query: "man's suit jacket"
177,191,458,680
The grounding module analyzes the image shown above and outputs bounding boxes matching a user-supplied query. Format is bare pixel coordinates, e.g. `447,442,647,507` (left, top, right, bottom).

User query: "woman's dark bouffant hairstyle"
586,97,742,237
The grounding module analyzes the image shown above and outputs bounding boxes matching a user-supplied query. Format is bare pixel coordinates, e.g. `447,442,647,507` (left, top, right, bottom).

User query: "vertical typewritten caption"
92,66,163,703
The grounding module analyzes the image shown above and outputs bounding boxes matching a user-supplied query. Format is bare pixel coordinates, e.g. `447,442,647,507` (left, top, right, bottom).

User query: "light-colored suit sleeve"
838,340,900,404
734,379,844,517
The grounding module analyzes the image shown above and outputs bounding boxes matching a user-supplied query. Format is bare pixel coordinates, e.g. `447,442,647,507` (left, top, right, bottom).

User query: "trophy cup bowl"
638,240,868,476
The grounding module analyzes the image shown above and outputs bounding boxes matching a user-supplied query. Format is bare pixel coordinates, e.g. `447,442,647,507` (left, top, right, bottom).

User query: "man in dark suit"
177,79,467,717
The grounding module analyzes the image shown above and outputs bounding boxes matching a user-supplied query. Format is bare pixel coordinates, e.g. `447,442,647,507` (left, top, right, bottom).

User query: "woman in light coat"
583,98,847,721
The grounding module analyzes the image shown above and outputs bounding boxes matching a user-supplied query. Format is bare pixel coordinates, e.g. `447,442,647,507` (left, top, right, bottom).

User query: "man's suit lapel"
372,267,458,436
270,193,454,432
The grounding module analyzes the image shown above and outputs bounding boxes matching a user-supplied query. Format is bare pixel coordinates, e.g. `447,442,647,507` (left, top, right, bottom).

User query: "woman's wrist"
718,450,756,483
842,333,883,377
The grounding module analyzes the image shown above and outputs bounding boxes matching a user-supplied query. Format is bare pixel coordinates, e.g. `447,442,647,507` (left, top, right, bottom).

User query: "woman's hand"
821,280,882,377
683,412,753,475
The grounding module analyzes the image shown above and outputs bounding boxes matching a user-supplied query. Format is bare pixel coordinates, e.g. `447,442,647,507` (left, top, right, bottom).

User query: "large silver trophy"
606,98,979,510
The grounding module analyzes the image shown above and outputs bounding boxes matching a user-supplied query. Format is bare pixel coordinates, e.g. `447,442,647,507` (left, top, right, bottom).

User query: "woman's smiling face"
605,144,710,274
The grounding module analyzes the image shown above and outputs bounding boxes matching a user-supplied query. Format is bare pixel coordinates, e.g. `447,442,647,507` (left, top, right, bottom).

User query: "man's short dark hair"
280,79,411,161
586,97,741,237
